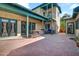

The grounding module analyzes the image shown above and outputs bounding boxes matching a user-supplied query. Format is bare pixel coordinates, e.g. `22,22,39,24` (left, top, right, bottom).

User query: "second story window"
43,12,46,16
47,12,52,19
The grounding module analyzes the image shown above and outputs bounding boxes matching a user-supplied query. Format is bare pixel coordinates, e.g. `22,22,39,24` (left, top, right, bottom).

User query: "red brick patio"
0,33,79,56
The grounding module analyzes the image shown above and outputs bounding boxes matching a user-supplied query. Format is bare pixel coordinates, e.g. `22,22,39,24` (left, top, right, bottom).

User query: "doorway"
67,22,74,34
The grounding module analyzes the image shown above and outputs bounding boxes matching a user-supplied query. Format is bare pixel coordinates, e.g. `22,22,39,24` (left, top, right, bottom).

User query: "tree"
60,14,70,33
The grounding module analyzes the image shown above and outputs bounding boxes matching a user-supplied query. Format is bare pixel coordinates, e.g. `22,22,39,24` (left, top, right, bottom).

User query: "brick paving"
7,33,79,56
0,33,79,56
0,36,45,56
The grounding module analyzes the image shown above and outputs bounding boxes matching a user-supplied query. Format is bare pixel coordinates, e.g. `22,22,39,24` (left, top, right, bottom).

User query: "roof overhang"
0,3,49,21
32,3,61,13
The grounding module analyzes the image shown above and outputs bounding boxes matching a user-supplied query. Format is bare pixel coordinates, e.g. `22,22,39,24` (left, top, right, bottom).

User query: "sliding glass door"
29,22,36,34
21,21,26,35
0,18,17,37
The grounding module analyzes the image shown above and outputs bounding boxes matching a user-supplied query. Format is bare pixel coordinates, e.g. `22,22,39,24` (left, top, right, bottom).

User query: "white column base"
2,32,8,37
17,21,21,37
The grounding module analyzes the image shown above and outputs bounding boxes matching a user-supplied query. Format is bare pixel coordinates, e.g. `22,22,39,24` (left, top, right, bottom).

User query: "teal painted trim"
0,4,48,21
26,21,28,36
41,4,49,8
7,19,10,36
15,20,17,36
0,17,2,37
32,3,61,13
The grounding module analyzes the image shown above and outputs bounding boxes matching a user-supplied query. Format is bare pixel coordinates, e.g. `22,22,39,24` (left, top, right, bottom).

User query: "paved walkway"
0,36,45,56
7,33,79,56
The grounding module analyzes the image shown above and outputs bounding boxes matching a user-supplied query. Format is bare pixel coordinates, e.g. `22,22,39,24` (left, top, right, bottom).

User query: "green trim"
7,19,10,36
32,3,61,13
41,4,49,8
0,3,48,21
73,6,79,18
15,20,17,36
0,18,2,37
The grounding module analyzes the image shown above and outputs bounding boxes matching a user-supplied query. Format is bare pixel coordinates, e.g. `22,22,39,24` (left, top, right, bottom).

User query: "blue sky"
28,3,79,17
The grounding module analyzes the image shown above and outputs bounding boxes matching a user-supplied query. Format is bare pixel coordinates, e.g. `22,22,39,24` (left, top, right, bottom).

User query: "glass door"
0,18,17,37
21,21,26,35
2,19,8,37
9,20,17,36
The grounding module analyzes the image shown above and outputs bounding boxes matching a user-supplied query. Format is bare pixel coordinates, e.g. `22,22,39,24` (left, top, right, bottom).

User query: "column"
51,3,53,19
2,22,8,37
26,16,29,38
46,4,48,17
51,4,54,31
42,21,44,29
17,21,21,36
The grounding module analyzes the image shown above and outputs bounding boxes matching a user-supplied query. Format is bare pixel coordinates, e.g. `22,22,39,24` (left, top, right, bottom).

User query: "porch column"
42,21,44,29
51,3,53,19
46,4,48,17
51,4,54,30
17,21,21,36
26,16,29,38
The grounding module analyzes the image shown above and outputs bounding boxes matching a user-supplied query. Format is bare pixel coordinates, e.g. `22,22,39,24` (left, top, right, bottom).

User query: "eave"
32,3,62,13
0,3,49,21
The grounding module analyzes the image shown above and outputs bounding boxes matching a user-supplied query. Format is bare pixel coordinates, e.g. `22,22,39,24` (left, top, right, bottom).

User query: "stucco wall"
55,7,60,32
33,8,43,16
75,14,79,37
0,10,26,21
75,13,79,20
33,7,56,19
29,18,44,31
0,10,44,38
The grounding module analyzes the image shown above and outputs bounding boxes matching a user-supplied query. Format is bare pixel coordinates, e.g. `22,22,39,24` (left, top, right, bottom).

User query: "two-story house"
32,3,61,33
0,3,61,40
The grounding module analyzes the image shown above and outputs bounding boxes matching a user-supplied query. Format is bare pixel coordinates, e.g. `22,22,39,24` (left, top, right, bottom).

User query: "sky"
18,3,79,17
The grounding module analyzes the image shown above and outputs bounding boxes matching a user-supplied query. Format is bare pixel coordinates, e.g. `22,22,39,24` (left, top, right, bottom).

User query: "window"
43,12,45,16
32,23,36,30
21,21,26,35
0,18,17,37
47,12,52,19
76,19,79,29
29,22,36,34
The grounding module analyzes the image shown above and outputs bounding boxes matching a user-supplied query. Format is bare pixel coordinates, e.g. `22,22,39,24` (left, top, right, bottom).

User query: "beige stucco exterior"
0,10,26,21
33,5,60,33
75,14,79,37
0,10,26,37
33,7,56,19
29,17,44,31
0,10,45,39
